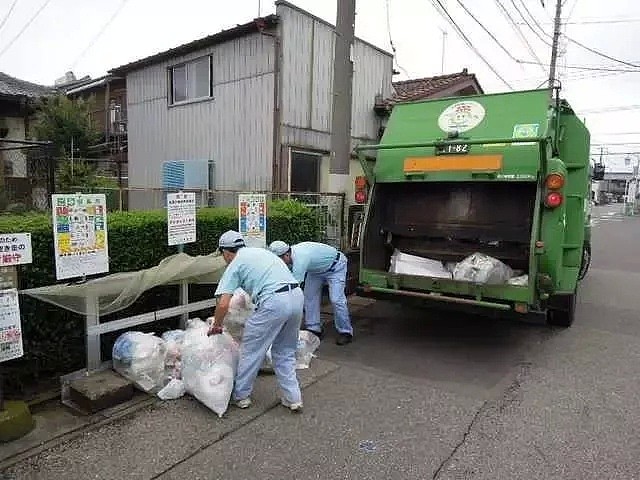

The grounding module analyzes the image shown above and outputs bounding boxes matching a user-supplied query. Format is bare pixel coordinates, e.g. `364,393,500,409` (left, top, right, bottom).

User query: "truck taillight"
545,191,563,208
545,173,565,190
355,190,367,204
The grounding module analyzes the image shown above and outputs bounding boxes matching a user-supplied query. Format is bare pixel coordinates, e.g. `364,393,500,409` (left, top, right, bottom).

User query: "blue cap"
269,240,290,256
218,230,246,249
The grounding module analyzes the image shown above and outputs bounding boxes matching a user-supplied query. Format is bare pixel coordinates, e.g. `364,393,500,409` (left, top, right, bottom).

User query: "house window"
290,150,322,202
170,56,212,104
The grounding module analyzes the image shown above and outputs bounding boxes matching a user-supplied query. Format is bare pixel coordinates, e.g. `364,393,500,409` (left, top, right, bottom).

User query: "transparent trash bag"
223,288,255,342
453,253,514,285
508,274,529,286
181,329,240,417
112,332,167,393
261,330,321,372
157,378,186,400
162,329,186,382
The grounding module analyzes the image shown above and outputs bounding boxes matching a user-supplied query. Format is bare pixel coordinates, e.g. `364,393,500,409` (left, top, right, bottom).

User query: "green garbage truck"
354,88,601,327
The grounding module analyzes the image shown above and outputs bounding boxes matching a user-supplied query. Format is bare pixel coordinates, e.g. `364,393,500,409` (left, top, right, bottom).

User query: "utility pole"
548,0,563,88
441,29,447,74
329,0,356,190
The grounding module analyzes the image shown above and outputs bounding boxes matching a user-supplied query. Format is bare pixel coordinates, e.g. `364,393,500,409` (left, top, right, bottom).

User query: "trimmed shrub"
0,200,321,395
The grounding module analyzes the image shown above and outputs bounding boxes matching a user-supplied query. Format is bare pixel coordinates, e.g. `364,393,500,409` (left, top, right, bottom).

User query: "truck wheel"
578,243,591,281
546,294,576,327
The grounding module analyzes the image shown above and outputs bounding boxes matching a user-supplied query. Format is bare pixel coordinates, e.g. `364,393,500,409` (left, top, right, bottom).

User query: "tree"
33,94,101,191
33,94,100,157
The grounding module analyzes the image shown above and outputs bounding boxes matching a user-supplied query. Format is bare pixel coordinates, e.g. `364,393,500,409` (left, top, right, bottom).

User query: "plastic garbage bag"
157,378,186,400
508,274,529,286
389,249,452,279
453,253,514,285
261,330,321,372
181,328,239,417
112,332,167,393
162,329,185,382
223,288,255,342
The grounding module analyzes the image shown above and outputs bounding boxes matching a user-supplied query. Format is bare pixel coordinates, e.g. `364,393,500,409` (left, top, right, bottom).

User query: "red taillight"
545,191,563,208
545,173,565,190
355,190,367,204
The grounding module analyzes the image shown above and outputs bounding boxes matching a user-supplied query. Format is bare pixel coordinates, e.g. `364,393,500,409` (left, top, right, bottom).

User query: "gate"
0,139,54,211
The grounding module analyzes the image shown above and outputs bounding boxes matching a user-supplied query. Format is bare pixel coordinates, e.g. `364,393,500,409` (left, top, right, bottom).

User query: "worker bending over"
209,230,304,412
269,240,353,345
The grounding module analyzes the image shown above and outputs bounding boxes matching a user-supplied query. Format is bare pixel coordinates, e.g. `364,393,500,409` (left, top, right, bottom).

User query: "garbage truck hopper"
355,89,592,327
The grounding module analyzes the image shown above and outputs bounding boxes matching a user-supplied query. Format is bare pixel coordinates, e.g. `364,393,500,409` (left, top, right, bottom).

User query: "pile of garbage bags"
112,287,321,416
389,249,529,286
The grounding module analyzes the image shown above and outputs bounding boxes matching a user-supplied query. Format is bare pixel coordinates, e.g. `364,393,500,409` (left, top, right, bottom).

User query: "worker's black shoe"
336,333,353,346
303,328,324,340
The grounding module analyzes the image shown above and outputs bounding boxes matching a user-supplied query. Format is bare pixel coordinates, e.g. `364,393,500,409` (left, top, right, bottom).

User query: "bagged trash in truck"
508,274,529,286
223,288,255,342
181,325,239,417
112,331,167,393
162,329,185,382
389,249,452,279
261,330,321,372
453,253,514,285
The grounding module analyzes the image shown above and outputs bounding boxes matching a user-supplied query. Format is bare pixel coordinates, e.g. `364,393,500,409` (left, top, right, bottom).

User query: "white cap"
269,240,290,256
218,230,246,249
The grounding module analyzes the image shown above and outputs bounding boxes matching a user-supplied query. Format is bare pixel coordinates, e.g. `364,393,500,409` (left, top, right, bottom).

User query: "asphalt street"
3,204,639,480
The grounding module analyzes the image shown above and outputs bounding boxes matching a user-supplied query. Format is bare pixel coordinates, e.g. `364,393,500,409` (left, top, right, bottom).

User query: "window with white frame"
169,55,212,104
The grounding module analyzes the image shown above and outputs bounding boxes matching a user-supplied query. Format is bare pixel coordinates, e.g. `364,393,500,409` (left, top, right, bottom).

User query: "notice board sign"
52,193,109,280
238,193,267,248
167,192,197,246
0,233,32,266
0,289,23,362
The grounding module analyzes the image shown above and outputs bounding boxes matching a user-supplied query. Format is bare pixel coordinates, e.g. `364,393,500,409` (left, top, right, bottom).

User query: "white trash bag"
261,330,321,372
508,274,529,286
157,378,186,400
181,327,240,417
453,253,514,285
112,332,167,393
161,329,185,382
223,288,255,342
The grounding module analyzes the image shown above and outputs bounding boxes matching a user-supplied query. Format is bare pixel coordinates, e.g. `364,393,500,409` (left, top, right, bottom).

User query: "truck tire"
546,293,576,327
578,242,591,281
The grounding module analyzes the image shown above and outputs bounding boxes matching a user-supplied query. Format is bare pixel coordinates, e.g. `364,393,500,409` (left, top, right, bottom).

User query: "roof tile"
0,72,55,99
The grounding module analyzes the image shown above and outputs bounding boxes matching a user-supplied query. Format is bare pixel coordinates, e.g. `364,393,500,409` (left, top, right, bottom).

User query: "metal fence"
56,186,346,249
0,139,54,211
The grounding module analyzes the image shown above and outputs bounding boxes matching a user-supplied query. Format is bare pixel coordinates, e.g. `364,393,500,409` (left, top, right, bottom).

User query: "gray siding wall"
277,3,394,153
126,32,275,208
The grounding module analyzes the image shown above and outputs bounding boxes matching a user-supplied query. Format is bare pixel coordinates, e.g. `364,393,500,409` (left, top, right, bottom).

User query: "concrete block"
68,370,134,414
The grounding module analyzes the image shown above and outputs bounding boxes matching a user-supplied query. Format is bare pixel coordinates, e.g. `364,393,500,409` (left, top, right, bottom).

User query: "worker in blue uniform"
209,230,304,412
268,240,353,345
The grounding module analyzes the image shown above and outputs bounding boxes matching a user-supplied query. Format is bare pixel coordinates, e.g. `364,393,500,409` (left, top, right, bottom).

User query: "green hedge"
0,199,321,396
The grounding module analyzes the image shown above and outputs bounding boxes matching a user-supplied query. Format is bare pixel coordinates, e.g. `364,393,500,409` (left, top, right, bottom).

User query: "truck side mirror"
592,163,605,181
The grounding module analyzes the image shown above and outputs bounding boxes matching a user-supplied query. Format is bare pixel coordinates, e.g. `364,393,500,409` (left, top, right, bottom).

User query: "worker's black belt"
326,252,341,273
275,283,299,293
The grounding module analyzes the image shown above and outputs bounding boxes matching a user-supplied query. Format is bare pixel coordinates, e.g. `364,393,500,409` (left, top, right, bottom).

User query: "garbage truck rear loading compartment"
354,88,594,327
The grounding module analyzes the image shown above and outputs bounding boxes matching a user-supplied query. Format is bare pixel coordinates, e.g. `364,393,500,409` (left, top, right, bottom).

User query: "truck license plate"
435,143,469,155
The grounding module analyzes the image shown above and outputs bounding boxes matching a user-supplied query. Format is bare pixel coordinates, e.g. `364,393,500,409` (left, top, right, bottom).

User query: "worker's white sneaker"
235,397,252,409
281,398,303,413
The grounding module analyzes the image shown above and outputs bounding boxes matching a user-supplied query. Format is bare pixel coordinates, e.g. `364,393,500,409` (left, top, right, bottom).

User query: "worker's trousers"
233,287,304,404
303,253,353,335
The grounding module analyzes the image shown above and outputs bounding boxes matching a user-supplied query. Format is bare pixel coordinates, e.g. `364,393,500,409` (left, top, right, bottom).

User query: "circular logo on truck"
438,100,485,133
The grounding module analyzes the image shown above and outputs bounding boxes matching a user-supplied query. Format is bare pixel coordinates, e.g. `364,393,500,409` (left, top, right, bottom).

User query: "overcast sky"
1,0,639,169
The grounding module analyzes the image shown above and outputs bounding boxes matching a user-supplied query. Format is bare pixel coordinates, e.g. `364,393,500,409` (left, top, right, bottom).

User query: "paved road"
4,204,639,479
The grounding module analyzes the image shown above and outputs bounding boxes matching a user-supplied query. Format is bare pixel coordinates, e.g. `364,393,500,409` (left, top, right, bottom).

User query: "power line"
70,0,130,69
563,35,640,68
0,0,19,34
517,18,640,25
384,0,410,78
517,0,549,38
516,60,640,72
509,0,552,46
429,0,513,89
580,105,640,114
0,0,53,60
493,0,546,72
455,0,521,63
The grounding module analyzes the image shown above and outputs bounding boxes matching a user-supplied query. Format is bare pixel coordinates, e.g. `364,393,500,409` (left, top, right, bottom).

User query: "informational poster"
52,193,109,280
238,193,267,248
167,192,197,246
0,233,32,266
0,288,23,362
